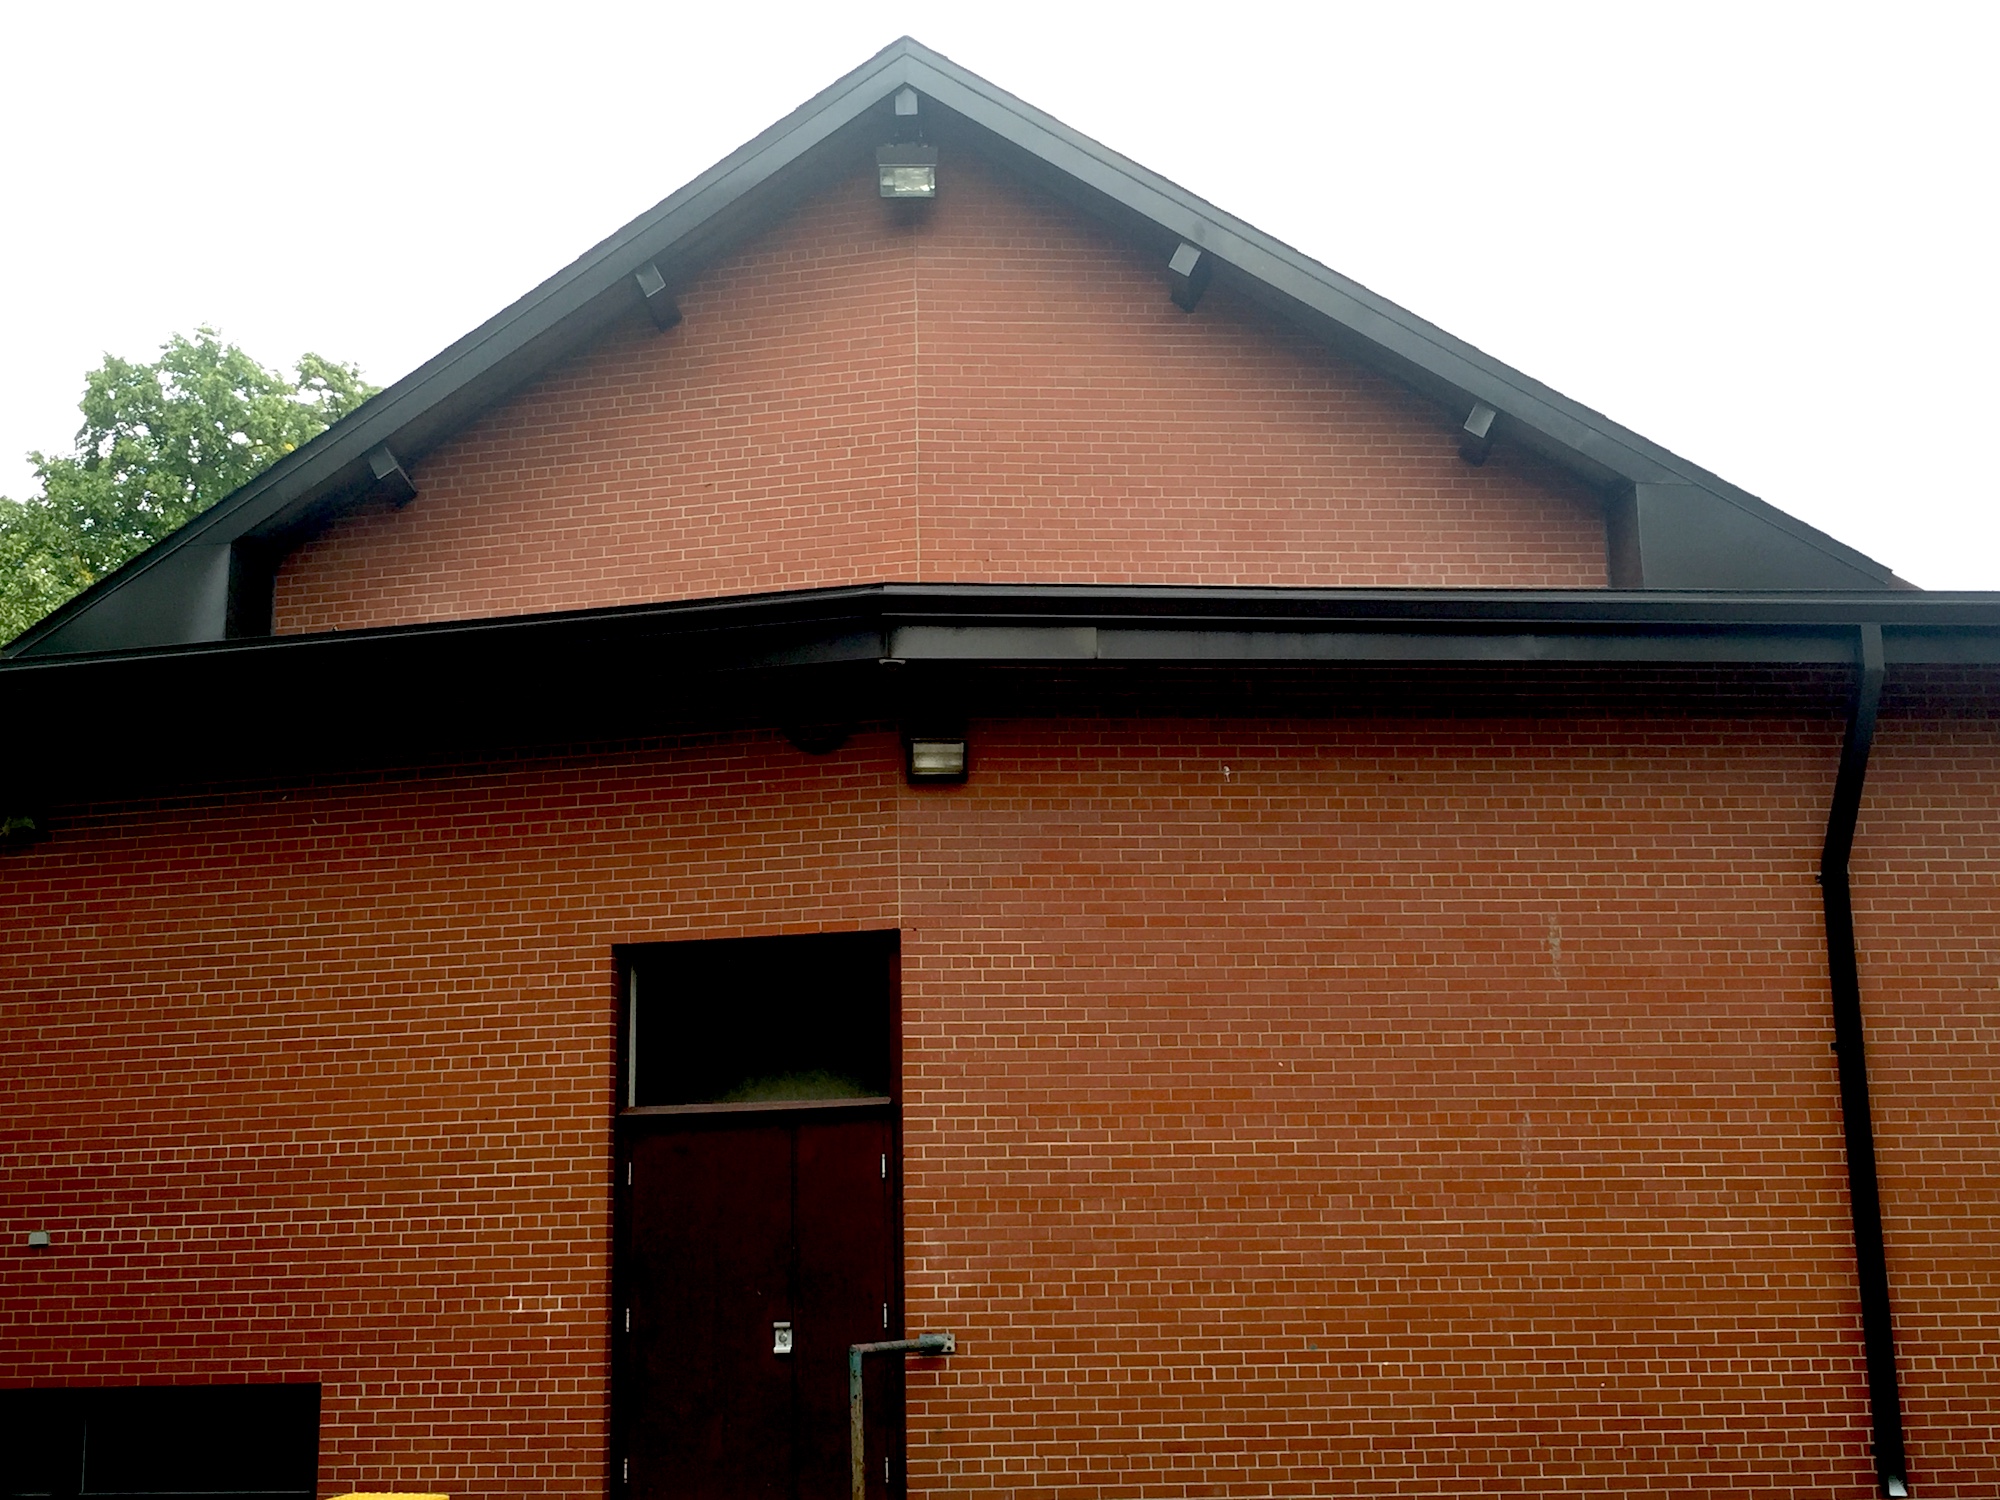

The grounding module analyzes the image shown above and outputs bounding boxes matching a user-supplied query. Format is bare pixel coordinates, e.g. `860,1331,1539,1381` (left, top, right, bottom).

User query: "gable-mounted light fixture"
878,142,937,199
879,86,936,198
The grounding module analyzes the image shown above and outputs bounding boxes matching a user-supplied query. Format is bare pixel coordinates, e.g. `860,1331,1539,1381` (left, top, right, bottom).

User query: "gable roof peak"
6,38,1902,659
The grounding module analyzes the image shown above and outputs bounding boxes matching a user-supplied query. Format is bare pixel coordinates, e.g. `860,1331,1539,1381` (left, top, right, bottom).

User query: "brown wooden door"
621,1107,897,1500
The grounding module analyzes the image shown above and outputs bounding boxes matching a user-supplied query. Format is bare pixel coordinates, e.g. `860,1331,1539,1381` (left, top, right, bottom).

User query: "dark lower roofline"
4,580,1996,838
7,582,2000,677
1,581,1994,795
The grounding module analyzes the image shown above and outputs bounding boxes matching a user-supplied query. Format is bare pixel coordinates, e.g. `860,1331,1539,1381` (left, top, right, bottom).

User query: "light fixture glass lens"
908,739,966,777
877,141,937,200
879,165,937,198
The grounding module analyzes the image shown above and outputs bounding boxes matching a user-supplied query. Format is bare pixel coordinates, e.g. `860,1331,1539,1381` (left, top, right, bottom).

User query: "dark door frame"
608,933,905,1498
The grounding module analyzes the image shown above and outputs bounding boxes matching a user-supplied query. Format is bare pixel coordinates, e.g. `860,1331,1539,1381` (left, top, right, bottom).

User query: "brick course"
6,703,1992,1496
270,154,1605,635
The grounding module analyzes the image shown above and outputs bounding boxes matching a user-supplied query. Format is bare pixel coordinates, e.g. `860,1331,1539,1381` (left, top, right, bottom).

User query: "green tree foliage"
0,328,377,644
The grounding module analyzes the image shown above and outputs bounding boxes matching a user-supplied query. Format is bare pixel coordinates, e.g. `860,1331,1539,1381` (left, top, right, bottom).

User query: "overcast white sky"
2,2,1993,587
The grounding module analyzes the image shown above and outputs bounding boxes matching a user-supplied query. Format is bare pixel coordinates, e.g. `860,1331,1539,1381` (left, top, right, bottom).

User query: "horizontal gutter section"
885,623,1862,667
9,586,2000,680
3,583,1996,815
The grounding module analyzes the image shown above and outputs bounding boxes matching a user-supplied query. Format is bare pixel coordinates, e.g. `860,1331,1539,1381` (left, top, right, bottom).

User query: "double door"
618,1106,899,1500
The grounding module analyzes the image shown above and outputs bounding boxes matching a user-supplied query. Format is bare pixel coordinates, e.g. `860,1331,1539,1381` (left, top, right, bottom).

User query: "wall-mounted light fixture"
904,737,968,785
879,86,936,198
878,143,938,199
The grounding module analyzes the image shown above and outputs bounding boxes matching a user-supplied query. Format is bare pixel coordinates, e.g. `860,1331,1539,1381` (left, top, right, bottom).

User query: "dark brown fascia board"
9,40,1898,661
8,584,2000,685
5,584,1996,809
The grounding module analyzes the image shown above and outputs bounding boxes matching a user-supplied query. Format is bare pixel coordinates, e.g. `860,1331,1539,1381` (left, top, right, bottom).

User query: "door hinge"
885,1456,890,1482
624,1307,631,1333
881,1153,887,1180
626,1161,632,1186
882,1302,888,1330
623,1456,629,1483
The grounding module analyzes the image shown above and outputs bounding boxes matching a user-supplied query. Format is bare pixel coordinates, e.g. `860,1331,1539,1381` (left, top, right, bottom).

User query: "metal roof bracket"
366,446,418,508
634,261,683,332
1168,241,1212,312
1459,402,1498,466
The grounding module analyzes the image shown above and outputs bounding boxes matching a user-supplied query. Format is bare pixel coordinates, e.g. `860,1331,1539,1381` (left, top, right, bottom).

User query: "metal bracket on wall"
1458,401,1497,465
849,1333,955,1500
365,445,418,507
1167,241,1213,312
633,261,681,332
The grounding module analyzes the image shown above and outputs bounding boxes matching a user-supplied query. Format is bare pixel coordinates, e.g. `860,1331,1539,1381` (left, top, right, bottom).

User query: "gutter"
5,584,2000,794
1819,623,1908,1497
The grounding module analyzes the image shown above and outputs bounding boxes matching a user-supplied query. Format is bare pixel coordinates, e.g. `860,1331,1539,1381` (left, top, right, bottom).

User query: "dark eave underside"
4,583,1996,807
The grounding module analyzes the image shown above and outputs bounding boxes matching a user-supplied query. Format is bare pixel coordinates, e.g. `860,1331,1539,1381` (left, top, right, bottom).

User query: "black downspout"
1820,622,1908,1497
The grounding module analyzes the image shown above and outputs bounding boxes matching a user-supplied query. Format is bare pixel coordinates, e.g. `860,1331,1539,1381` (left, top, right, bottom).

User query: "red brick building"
3,39,1996,1500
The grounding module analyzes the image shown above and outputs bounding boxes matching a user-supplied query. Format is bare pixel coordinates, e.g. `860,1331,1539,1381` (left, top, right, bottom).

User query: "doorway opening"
613,930,902,1500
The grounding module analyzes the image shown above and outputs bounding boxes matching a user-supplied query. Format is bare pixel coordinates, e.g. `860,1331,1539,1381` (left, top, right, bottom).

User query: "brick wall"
1849,678,2000,1496
896,713,1872,1495
7,700,1992,1496
270,154,1606,635
0,738,899,1494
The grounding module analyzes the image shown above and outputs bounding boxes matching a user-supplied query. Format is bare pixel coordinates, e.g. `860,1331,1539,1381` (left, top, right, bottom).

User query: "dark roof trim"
5,583,1994,807
8,582,2000,683
9,41,1902,660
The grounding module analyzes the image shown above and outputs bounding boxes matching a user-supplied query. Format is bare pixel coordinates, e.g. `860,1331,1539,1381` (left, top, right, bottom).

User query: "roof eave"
5,582,1995,808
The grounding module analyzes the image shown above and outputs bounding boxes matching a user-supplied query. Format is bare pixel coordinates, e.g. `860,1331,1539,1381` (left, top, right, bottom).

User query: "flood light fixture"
905,736,967,785
878,143,938,199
